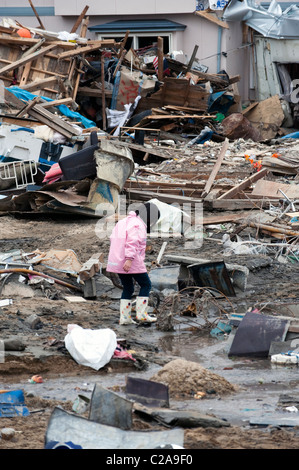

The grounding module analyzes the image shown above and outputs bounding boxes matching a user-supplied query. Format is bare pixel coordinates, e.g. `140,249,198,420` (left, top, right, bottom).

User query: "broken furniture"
58,131,99,180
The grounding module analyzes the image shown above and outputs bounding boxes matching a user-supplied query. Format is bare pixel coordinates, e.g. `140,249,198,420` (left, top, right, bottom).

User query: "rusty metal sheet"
89,383,133,430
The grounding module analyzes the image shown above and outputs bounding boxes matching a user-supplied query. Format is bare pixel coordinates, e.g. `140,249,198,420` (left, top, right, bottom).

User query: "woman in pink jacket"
107,203,159,325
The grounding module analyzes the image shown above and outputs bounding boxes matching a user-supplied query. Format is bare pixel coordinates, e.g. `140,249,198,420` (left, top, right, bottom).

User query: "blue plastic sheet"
208,91,234,115
281,131,299,139
6,86,96,129
0,390,30,417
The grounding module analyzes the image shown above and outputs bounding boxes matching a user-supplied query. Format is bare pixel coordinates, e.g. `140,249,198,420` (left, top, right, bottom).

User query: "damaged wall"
254,35,299,101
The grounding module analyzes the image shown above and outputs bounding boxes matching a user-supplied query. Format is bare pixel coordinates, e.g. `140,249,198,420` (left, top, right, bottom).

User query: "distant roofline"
89,19,187,33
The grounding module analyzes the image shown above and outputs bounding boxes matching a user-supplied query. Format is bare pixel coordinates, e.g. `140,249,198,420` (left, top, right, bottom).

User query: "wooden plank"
70,5,89,34
0,44,57,75
195,10,229,29
77,86,112,98
201,138,229,198
112,140,172,160
116,30,130,60
101,53,106,130
28,104,81,138
22,38,46,58
218,168,268,200
113,48,126,79
16,96,41,117
205,198,278,211
252,179,299,200
19,76,58,91
186,45,199,73
202,213,250,225
136,77,209,112
28,0,45,29
72,16,89,101
157,36,164,81
19,61,32,87
57,41,117,60
125,188,201,205
40,97,74,108
144,113,212,120
242,221,299,238
0,36,77,48
242,102,258,115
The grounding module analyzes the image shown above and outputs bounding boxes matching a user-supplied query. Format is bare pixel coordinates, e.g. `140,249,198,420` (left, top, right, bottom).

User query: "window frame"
97,32,173,53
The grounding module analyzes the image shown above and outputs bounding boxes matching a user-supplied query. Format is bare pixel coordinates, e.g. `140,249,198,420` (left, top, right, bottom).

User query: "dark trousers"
118,272,152,300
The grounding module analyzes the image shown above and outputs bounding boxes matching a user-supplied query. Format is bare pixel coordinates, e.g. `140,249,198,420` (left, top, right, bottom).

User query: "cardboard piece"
244,95,285,140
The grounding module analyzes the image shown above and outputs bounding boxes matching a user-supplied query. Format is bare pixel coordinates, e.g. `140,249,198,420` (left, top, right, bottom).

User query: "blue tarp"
6,86,96,129
281,131,299,139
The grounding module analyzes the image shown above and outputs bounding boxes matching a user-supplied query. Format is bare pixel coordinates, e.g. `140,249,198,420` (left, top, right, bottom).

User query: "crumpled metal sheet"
223,0,299,39
45,407,185,449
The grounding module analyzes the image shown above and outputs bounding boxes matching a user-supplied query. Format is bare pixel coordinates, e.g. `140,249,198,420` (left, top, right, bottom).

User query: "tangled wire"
155,286,236,332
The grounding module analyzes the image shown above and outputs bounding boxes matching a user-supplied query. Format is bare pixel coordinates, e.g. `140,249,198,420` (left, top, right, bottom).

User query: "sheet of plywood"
252,179,299,199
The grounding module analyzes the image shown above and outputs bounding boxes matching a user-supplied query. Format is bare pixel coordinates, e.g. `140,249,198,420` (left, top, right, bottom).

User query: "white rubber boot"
136,297,157,323
119,299,136,325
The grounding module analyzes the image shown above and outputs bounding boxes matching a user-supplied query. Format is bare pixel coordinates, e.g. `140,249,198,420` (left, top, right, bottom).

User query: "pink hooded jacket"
106,211,147,274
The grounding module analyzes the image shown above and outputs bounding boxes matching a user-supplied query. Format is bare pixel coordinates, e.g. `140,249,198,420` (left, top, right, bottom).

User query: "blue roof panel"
89,19,186,33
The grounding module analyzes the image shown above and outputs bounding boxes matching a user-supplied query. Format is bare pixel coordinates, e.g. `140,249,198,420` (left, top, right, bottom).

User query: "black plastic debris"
228,311,290,358
126,377,169,408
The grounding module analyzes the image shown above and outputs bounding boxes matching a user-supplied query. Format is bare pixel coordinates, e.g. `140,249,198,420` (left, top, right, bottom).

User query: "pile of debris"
0,4,253,216
0,6,297,217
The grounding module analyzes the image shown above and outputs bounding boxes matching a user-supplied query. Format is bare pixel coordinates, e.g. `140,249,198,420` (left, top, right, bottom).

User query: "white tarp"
64,324,117,370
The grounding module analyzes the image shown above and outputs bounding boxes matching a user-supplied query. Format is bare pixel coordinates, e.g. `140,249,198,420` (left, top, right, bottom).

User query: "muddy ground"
0,213,299,450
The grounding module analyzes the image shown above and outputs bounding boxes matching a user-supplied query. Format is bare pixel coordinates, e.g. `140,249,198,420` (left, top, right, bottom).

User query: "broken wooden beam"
39,97,74,108
217,168,269,200
28,104,81,138
57,41,119,60
238,220,299,238
204,198,279,211
157,36,164,81
19,76,58,91
79,253,104,281
201,138,229,198
16,96,41,117
28,0,45,30
124,188,201,205
70,5,89,34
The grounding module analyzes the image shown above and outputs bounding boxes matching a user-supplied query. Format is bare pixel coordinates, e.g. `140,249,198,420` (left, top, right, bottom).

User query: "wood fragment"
101,53,106,130
201,138,229,198
157,36,164,82
70,5,89,34
218,168,268,200
28,0,45,30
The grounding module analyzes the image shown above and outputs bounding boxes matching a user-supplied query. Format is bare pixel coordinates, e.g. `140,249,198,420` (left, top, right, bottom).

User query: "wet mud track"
1,216,299,449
